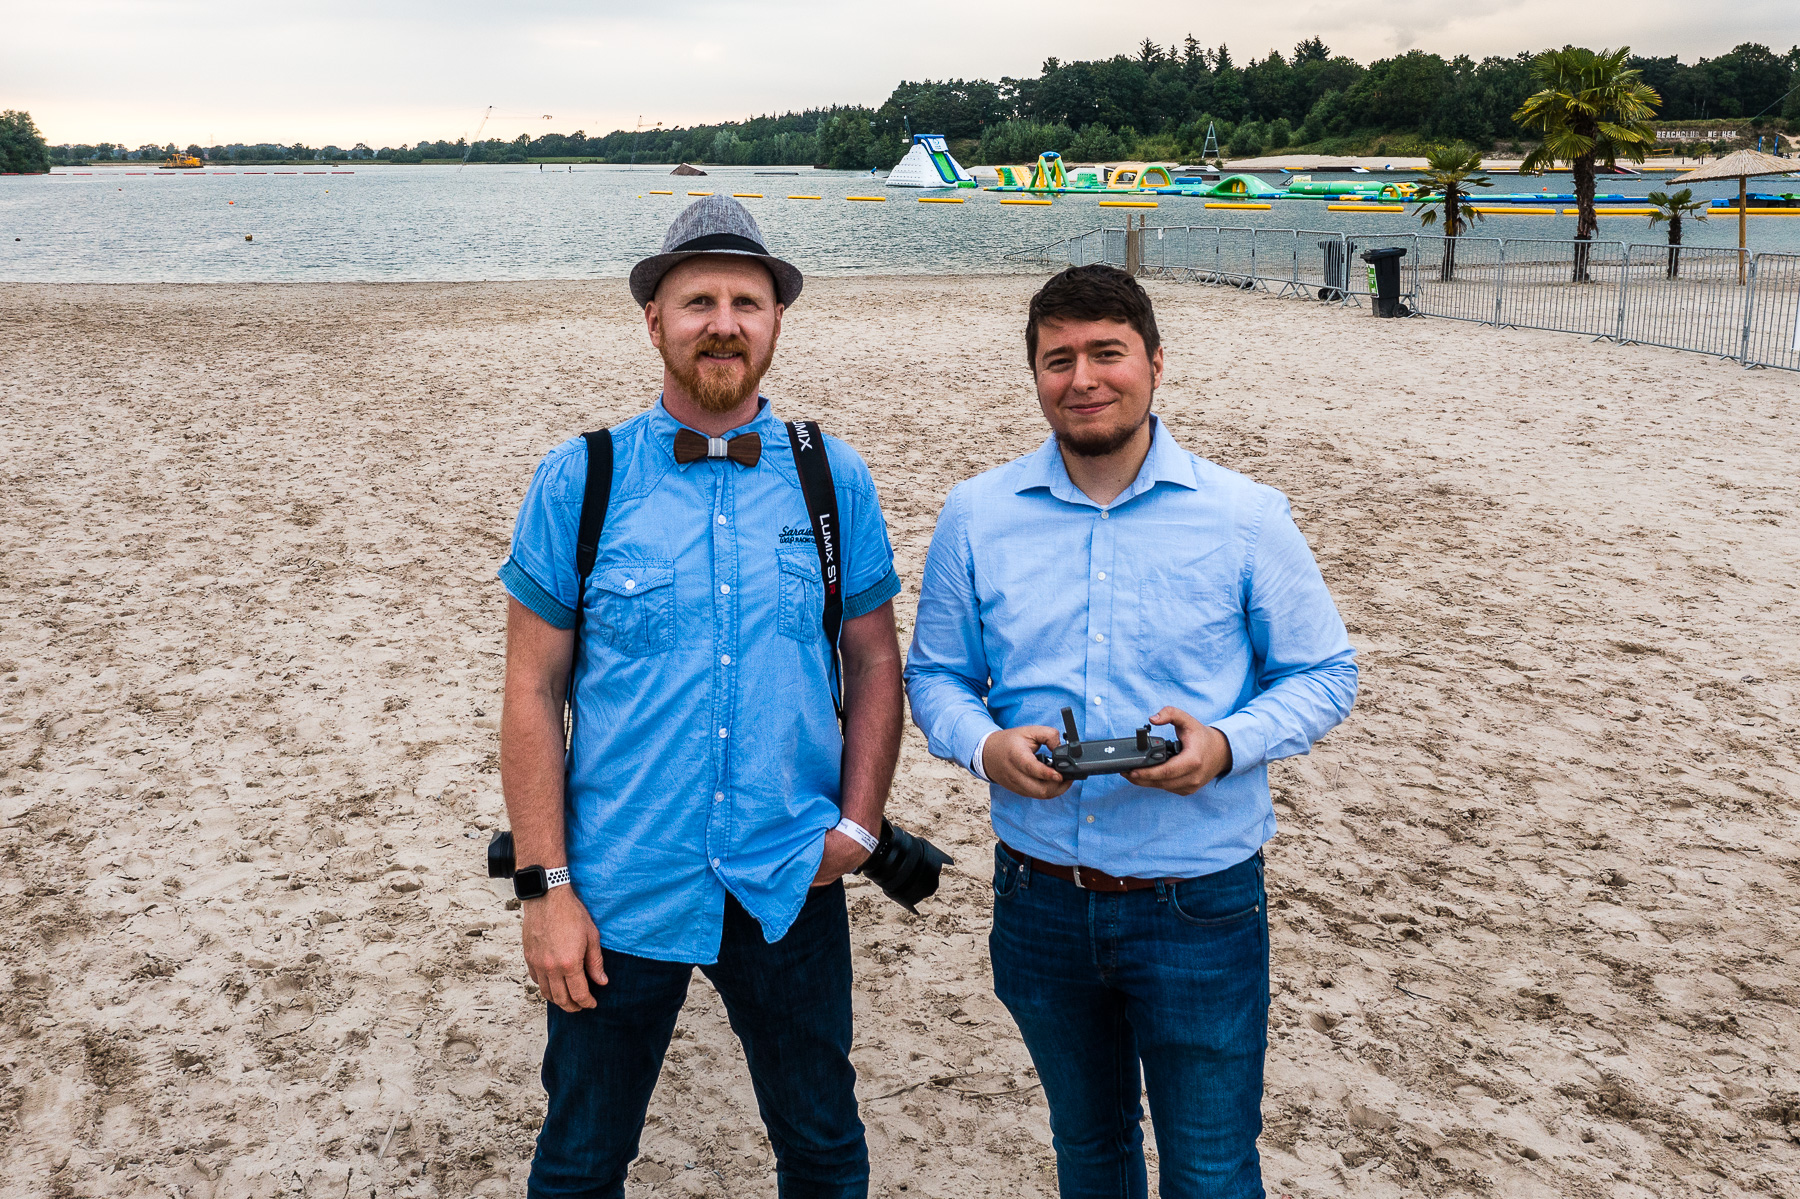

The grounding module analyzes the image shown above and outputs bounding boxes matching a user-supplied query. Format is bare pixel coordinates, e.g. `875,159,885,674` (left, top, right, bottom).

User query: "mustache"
693,335,751,361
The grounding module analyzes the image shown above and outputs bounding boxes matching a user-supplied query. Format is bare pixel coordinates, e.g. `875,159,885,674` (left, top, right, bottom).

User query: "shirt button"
1097,571,1106,580
1101,511,1110,520
1092,696,1103,705
720,583,731,594
1086,814,1095,824
624,579,636,590
719,727,729,738
716,514,727,525
1094,633,1105,643
711,857,721,868
714,791,723,802
721,654,731,665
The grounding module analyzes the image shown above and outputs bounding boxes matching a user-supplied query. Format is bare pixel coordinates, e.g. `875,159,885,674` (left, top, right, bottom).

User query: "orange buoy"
245,234,253,241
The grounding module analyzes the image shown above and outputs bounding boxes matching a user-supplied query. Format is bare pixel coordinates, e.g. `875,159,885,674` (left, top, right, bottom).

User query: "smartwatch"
513,865,572,901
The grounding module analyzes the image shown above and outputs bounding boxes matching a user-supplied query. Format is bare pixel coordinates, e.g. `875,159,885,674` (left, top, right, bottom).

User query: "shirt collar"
650,394,775,469
1015,414,1197,507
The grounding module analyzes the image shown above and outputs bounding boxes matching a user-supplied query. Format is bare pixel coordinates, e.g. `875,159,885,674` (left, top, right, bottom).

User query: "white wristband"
969,730,998,782
545,866,571,890
833,818,880,855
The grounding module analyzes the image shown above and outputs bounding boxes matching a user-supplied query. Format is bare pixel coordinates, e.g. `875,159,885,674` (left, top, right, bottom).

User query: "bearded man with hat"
498,196,904,1199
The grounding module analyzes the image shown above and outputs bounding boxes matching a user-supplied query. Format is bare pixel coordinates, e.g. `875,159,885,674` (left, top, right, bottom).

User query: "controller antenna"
1060,707,1082,759
1136,726,1149,751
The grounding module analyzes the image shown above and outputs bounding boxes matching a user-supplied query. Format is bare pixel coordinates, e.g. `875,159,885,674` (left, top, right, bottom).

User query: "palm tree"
1645,187,1708,279
1513,46,1660,280
1411,145,1492,280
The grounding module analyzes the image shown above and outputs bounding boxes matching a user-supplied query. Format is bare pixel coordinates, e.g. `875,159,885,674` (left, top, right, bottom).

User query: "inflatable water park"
986,151,1412,200
885,134,977,188
978,149,1800,208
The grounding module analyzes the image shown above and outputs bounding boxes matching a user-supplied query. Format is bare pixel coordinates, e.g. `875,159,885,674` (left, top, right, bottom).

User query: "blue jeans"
528,882,867,1199
989,846,1269,1199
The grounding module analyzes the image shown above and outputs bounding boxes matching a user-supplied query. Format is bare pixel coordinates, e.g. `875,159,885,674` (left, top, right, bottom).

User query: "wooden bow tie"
673,428,762,467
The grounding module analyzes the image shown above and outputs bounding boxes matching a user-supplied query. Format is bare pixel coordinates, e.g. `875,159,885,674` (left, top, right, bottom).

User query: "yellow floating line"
1000,198,1053,205
1204,201,1271,210
688,191,715,196
1100,200,1159,208
1329,203,1404,212
918,196,965,203
1473,206,1556,214
732,193,763,198
1565,208,1659,216
787,194,822,200
845,195,886,201
1706,208,1800,215
648,190,673,194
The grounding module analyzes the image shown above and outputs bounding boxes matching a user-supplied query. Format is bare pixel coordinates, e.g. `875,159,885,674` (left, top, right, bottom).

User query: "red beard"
664,334,771,414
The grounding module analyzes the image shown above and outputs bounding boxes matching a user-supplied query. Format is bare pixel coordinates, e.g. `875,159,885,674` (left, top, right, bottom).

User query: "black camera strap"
565,429,613,749
785,420,845,727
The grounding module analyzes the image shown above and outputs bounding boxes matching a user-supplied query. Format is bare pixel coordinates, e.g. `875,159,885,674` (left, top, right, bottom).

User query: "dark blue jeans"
989,846,1269,1199
528,882,867,1199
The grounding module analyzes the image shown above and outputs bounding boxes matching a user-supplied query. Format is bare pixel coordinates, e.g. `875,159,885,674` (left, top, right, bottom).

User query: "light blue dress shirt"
499,398,901,963
904,418,1356,878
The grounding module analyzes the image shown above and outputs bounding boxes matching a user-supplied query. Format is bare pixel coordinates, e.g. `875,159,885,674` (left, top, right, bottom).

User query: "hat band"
669,232,769,256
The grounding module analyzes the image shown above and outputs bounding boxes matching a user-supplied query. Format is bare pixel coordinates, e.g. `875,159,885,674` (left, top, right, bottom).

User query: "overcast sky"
8,1,1796,146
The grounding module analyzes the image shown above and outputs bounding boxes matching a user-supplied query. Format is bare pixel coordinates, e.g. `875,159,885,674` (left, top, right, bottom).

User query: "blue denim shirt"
500,399,901,963
905,418,1356,878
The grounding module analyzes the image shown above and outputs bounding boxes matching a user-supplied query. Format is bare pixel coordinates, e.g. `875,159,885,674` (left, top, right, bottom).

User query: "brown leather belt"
999,841,1181,892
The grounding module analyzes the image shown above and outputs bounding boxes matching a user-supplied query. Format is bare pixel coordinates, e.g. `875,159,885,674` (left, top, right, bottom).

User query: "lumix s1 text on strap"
786,420,845,721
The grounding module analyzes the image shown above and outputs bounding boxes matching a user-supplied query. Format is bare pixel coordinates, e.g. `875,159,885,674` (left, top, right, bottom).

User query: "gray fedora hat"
629,195,804,307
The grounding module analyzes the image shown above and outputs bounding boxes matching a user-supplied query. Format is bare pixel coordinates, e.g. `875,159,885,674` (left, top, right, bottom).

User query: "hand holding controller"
1039,707,1183,779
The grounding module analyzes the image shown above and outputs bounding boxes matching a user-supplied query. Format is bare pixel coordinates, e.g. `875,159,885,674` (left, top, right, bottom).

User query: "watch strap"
545,866,571,890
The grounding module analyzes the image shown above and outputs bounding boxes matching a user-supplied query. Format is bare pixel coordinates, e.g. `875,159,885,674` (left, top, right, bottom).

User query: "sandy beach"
1,275,1797,1199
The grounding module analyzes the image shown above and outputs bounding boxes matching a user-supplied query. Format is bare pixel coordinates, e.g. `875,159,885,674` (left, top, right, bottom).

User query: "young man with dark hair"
906,264,1357,1198
500,197,903,1199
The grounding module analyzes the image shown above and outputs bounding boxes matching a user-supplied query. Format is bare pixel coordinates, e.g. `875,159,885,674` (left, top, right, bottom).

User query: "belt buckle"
1071,865,1086,889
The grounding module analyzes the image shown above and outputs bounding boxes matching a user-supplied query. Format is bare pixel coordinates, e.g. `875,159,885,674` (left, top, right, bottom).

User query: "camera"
855,819,953,913
486,817,951,912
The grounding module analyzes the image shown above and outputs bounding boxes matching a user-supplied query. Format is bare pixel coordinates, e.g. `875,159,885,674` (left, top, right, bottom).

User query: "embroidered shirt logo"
779,524,817,546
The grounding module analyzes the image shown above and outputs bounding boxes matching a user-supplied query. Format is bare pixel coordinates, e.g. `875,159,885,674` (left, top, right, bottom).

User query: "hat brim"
630,248,804,308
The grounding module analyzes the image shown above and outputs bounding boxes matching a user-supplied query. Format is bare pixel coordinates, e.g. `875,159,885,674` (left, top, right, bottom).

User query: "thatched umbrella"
1672,149,1800,284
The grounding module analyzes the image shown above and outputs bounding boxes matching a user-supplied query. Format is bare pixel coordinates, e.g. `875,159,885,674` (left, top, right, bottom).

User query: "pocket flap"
778,550,820,583
590,561,674,597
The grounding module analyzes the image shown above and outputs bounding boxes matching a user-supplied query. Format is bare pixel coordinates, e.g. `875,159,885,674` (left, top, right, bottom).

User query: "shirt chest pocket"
1135,570,1244,683
590,561,675,658
777,550,823,642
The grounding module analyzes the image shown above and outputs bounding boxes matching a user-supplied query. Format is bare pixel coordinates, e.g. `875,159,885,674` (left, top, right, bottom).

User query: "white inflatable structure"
885,134,977,188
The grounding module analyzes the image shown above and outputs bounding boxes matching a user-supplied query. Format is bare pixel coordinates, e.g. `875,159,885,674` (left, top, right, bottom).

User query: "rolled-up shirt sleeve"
904,486,1003,768
1210,494,1358,776
831,440,903,620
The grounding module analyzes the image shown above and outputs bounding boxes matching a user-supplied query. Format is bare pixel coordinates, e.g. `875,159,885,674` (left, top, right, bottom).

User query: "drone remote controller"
1040,707,1183,780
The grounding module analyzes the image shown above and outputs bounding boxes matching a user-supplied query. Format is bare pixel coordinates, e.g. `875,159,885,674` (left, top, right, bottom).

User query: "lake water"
3,162,1797,284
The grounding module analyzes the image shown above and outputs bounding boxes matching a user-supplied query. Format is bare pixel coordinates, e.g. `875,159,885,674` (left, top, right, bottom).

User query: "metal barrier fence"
1744,253,1800,372
1409,236,1504,324
1619,244,1749,360
1496,238,1628,339
1009,225,1800,371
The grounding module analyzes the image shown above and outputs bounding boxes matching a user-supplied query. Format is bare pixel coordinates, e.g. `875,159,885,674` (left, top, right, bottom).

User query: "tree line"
422,38,1798,169
32,39,1800,171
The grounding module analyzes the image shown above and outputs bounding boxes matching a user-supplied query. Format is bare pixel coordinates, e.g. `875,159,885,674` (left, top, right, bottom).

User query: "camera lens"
857,820,953,912
487,830,516,879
